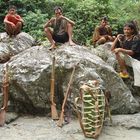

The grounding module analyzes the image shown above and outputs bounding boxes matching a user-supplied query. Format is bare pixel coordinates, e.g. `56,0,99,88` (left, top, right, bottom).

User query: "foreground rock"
0,44,139,114
0,32,35,63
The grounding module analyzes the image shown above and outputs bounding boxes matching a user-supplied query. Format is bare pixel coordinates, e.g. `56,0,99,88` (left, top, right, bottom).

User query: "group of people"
3,5,140,82
4,5,75,50
93,17,140,81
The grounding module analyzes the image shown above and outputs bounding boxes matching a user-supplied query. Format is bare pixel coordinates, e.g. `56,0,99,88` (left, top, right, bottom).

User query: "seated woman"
111,22,140,80
92,17,115,46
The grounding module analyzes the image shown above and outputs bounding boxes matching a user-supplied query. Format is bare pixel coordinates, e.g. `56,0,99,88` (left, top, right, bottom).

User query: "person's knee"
115,52,125,62
44,27,51,33
5,23,14,35
67,23,73,28
16,22,22,27
5,23,12,29
100,37,106,42
96,37,106,45
115,53,120,59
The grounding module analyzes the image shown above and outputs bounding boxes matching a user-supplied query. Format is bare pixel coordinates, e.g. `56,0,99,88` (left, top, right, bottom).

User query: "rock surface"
0,44,139,114
0,37,140,140
0,32,35,63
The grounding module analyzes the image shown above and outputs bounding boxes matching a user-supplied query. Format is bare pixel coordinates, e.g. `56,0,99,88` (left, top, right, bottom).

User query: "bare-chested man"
44,6,75,50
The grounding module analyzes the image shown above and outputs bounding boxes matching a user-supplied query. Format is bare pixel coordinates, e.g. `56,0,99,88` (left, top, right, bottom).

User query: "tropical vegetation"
0,0,140,45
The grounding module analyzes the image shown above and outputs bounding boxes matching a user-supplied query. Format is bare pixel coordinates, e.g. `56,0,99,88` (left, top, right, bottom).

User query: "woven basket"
75,80,105,138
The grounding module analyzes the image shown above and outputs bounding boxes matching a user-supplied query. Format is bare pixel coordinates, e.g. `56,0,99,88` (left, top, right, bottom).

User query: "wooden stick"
0,64,9,126
105,96,112,123
104,91,112,123
57,66,76,127
50,56,59,120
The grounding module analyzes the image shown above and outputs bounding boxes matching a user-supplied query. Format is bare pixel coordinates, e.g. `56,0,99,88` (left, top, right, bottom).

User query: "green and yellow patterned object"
75,80,105,139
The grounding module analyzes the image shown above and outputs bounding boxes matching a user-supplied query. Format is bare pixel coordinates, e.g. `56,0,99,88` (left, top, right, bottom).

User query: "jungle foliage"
0,0,140,45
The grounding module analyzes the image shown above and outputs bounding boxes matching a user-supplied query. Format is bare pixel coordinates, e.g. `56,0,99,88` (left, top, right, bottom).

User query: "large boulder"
92,42,117,68
0,44,139,114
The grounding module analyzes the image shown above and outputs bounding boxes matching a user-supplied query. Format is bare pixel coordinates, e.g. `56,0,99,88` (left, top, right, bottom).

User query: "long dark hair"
124,22,138,35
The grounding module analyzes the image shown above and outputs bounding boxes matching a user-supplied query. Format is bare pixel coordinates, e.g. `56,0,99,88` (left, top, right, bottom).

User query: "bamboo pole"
50,56,58,120
57,66,75,127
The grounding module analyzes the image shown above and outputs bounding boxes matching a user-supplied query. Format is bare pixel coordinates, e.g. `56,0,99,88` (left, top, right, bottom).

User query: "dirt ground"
0,114,140,140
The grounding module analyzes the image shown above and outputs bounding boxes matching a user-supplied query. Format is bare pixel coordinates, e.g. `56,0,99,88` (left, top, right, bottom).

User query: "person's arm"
15,15,24,23
60,15,75,26
107,26,112,36
44,17,55,28
92,26,100,42
4,15,15,25
111,34,124,51
111,37,119,51
113,48,134,56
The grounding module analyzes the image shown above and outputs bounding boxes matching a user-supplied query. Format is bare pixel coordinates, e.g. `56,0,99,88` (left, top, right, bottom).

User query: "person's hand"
10,23,15,28
16,18,22,22
11,15,18,20
59,15,65,19
58,15,67,20
108,35,113,40
117,34,124,41
103,35,109,40
113,48,122,54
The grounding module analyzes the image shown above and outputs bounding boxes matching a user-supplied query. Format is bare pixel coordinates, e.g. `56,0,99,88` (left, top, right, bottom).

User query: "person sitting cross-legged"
111,22,140,79
44,6,75,50
4,5,24,37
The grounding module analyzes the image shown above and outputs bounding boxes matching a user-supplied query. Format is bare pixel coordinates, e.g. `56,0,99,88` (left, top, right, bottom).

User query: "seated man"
44,6,75,50
4,5,24,37
92,17,114,46
111,22,140,81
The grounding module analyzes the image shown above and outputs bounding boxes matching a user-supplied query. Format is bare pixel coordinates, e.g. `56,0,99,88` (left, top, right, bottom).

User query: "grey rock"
105,113,140,129
0,44,138,114
6,112,19,124
0,32,35,63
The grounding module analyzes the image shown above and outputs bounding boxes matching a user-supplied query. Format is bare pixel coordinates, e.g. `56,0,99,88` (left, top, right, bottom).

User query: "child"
4,5,24,37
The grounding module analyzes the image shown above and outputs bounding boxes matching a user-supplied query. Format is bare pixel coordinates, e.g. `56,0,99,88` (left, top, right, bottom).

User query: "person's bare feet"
49,43,56,50
69,40,76,46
